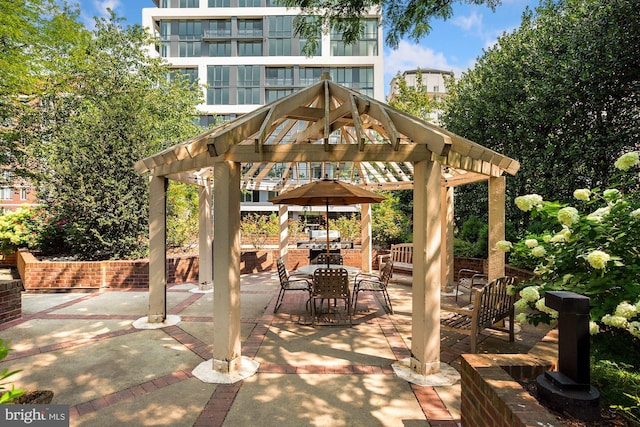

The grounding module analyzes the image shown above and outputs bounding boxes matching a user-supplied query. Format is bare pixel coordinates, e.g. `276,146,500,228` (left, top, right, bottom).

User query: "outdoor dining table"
297,264,360,278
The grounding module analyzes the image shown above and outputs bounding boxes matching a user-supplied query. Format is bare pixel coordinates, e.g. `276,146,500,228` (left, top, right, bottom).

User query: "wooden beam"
217,143,433,163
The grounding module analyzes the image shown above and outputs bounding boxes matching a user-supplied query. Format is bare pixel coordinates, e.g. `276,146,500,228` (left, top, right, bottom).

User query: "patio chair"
274,258,312,313
352,259,394,314
456,268,488,303
311,267,352,326
314,253,343,265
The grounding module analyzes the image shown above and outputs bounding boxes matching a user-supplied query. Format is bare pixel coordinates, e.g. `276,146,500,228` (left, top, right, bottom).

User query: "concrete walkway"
0,271,551,426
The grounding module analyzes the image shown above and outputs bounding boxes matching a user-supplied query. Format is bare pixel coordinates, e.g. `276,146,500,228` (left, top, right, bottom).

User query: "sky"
74,0,539,93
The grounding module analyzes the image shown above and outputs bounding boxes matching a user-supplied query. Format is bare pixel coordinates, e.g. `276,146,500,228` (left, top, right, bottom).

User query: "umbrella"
269,179,385,267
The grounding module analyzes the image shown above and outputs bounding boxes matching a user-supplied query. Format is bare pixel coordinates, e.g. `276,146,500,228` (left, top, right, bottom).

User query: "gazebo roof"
136,77,519,190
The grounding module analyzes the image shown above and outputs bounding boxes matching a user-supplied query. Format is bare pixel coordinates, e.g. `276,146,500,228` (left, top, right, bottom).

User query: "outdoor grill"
297,230,353,262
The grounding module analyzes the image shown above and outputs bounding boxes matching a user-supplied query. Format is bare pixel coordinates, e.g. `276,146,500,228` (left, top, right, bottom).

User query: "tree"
0,0,85,177
441,0,640,237
33,12,202,260
278,0,501,54
388,71,439,122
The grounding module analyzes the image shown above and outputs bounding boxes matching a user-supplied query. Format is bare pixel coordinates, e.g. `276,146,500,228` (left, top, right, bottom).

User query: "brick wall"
460,353,565,427
0,279,22,324
16,249,364,290
0,252,18,266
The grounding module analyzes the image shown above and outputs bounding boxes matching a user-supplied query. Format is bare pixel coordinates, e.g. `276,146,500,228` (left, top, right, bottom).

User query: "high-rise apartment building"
142,0,384,127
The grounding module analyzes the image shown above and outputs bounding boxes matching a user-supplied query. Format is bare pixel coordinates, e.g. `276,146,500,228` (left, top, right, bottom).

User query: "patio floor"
0,271,552,426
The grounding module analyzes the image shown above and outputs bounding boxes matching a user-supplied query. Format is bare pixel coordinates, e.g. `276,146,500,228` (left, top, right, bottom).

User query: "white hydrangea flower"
550,233,566,243
542,234,552,243
589,321,600,335
601,314,629,329
525,239,538,248
506,285,517,296
516,313,528,324
515,194,544,212
586,250,610,269
586,206,611,222
514,299,530,311
573,189,591,201
630,208,640,219
496,240,513,252
614,151,639,171
558,207,580,226
628,321,640,339
531,246,546,258
614,301,638,319
535,298,559,318
520,286,540,302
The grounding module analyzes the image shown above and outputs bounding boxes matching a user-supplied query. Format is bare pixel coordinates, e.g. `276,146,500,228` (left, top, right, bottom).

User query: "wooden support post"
213,161,242,373
199,181,213,287
148,176,167,323
361,203,372,273
441,186,454,291
279,204,289,262
487,176,506,281
410,159,441,375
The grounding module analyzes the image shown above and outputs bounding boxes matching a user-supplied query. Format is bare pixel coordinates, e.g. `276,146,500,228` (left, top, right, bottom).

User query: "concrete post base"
133,315,181,329
193,357,259,384
393,358,460,386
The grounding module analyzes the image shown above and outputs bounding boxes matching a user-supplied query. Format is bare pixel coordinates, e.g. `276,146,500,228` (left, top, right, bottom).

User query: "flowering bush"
502,151,640,342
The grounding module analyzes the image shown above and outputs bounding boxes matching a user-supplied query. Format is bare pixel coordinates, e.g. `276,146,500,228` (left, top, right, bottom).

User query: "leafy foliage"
329,214,361,242
388,71,438,121
371,191,410,248
28,12,202,260
442,0,640,236
167,182,199,249
0,339,23,404
241,214,280,248
0,208,35,253
503,152,640,347
277,0,500,54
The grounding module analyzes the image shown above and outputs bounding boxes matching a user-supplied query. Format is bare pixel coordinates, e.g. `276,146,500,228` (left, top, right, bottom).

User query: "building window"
167,68,199,85
299,67,322,85
160,21,171,57
433,85,440,92
239,0,261,6
237,19,263,37
209,0,230,6
206,19,231,38
268,16,292,37
238,41,262,56
180,0,199,6
178,20,201,57
266,88,293,102
238,65,261,104
331,18,378,56
268,38,291,56
207,66,230,104
265,67,293,86
20,188,28,200
0,188,12,200
209,41,231,56
330,67,373,96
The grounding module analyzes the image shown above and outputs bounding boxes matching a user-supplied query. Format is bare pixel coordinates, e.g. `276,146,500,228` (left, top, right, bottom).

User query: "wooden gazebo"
135,76,519,380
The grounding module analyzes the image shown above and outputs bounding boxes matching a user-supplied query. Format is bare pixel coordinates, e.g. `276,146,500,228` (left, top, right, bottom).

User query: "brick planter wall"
460,353,566,427
0,252,18,266
16,249,364,290
0,279,22,324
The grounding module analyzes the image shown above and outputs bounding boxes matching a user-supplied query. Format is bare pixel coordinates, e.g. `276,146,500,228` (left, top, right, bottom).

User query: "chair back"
476,276,517,328
380,259,394,285
276,258,288,284
316,253,343,265
313,268,349,299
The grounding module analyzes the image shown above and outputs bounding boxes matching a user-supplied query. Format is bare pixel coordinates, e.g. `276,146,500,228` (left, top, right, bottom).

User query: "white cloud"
451,11,483,34
383,40,464,81
93,0,122,17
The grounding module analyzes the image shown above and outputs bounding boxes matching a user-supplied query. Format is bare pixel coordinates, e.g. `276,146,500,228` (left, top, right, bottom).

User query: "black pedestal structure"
536,291,600,421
